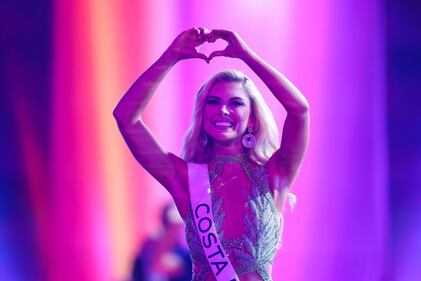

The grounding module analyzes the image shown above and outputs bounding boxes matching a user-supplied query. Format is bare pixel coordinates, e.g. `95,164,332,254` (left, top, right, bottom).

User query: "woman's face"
203,81,253,145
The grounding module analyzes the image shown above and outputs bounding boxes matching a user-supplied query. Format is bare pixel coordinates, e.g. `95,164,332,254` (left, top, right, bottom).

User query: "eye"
231,101,245,106
206,99,218,105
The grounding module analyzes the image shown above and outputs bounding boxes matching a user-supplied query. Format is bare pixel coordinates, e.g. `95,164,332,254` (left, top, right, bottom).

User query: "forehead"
208,82,248,99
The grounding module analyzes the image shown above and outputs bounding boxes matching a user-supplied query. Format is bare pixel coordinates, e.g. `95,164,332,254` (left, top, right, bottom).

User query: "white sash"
188,163,239,281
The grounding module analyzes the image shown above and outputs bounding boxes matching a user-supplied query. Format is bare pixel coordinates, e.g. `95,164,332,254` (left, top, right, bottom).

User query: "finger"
197,27,209,35
193,27,202,40
196,27,208,36
207,33,217,43
199,27,210,41
199,29,209,44
190,50,209,62
188,27,199,38
209,29,232,42
193,27,208,44
208,50,225,61
203,28,210,35
207,32,225,43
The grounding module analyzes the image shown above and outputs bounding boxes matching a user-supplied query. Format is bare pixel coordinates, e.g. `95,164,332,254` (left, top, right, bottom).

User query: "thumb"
193,52,209,62
208,50,225,61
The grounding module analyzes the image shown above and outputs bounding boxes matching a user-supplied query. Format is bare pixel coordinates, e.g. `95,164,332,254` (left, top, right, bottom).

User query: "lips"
212,118,236,128
213,121,234,128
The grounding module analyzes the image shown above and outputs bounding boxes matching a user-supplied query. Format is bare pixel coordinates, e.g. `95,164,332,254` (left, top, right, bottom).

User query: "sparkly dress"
185,154,283,281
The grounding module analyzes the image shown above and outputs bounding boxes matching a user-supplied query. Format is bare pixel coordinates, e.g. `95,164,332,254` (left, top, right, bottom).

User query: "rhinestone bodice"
185,154,281,281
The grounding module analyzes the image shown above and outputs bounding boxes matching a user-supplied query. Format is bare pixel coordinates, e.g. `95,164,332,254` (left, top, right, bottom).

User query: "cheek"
203,107,212,122
239,108,252,121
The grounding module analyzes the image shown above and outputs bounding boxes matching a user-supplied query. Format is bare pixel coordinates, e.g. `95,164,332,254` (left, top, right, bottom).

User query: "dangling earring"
242,128,256,148
202,135,208,146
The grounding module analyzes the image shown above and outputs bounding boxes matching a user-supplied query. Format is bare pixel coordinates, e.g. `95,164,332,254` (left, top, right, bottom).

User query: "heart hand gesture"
166,27,210,63
207,29,251,61
166,28,251,64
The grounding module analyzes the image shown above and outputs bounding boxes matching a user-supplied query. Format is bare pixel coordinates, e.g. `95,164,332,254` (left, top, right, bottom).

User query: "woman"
113,27,310,281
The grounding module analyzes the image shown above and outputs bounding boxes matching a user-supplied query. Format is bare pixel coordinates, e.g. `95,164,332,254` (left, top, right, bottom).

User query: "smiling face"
203,81,254,147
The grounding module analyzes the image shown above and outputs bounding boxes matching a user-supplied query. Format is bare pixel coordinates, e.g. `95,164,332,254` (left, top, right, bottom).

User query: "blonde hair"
181,69,279,164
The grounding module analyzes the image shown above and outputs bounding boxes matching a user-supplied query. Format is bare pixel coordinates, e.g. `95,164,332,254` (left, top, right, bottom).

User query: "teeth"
214,122,232,127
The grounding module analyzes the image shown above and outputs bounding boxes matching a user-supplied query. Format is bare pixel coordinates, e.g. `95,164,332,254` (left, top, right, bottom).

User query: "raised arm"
208,29,310,192
113,28,209,212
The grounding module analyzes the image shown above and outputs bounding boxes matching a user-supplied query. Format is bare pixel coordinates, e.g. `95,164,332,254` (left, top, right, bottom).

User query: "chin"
205,126,243,144
209,134,241,144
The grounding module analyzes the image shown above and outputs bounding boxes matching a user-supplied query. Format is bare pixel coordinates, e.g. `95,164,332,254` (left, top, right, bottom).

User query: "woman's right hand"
165,27,210,63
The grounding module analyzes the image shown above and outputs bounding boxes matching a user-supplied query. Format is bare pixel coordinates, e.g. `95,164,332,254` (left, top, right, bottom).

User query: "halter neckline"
211,153,249,164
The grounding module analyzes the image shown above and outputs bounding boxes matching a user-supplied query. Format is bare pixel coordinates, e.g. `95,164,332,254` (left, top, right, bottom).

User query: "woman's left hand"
207,29,252,61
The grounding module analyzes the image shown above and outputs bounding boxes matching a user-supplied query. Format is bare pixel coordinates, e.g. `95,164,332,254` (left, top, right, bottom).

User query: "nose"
220,105,229,115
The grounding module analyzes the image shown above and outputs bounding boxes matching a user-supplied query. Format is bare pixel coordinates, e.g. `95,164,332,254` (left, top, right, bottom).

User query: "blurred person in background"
131,202,192,281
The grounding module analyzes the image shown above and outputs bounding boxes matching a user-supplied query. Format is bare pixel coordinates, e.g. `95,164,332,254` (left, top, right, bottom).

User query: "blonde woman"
114,27,310,281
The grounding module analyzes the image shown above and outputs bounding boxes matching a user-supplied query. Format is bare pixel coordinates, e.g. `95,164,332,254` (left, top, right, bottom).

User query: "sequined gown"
185,154,283,281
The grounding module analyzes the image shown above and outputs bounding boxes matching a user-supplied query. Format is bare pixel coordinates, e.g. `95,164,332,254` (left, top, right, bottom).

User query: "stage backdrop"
49,0,389,280
1,0,389,280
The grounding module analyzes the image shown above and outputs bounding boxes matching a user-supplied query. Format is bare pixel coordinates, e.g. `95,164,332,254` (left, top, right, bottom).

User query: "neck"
211,139,245,156
208,144,249,165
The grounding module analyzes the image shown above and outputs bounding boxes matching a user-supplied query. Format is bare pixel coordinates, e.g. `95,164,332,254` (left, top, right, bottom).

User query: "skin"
204,82,254,153
114,27,310,280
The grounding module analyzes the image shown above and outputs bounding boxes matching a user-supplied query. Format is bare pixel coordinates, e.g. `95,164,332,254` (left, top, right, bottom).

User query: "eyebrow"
206,95,246,102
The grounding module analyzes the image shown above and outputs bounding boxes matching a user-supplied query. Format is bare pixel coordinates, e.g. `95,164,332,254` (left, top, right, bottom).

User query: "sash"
188,163,239,281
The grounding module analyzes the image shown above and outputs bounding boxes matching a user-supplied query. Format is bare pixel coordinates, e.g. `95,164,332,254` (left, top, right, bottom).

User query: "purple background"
1,0,420,280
